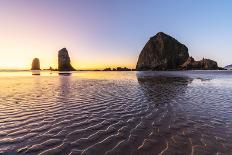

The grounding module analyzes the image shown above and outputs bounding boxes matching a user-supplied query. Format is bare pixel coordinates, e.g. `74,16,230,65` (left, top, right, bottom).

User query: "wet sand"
0,71,232,155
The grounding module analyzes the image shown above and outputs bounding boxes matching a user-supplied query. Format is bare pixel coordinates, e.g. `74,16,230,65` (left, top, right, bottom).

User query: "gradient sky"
0,0,231,69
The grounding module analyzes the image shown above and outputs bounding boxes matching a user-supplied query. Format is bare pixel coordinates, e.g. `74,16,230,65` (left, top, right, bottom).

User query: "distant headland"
31,32,227,71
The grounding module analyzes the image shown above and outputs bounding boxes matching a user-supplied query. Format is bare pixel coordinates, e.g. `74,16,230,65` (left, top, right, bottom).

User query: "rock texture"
136,32,219,70
181,57,218,70
136,32,189,70
58,48,76,71
31,58,40,70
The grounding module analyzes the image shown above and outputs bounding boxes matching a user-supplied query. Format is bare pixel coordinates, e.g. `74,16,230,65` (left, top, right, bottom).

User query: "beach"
0,71,232,155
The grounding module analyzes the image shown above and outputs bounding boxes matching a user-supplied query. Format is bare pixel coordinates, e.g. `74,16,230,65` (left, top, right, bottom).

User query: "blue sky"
0,0,231,69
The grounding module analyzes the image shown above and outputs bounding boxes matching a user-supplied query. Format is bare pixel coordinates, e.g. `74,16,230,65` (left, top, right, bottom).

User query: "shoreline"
0,69,231,72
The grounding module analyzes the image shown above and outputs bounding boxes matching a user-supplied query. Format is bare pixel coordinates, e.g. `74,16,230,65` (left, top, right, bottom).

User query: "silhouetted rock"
58,48,76,71
31,58,40,70
181,57,219,70
136,32,189,70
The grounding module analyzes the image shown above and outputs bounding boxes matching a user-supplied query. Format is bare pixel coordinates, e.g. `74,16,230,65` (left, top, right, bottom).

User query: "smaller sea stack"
58,48,76,71
31,58,40,70
181,57,218,70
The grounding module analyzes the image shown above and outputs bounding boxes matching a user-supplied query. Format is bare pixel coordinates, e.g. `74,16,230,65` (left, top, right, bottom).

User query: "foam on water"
0,71,232,155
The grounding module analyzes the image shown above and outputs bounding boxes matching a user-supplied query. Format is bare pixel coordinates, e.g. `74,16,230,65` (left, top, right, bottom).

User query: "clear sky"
0,0,231,69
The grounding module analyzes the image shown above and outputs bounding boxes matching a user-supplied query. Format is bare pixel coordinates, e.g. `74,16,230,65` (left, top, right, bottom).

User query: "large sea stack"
136,32,189,70
136,32,219,70
31,58,40,70
58,48,76,71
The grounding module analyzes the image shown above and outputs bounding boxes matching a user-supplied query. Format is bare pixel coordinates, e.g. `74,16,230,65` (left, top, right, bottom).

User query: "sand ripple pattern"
0,71,232,155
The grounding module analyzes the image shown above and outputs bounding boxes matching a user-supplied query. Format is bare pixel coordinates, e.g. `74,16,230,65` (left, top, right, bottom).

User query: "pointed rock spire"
31,58,40,70
58,48,76,71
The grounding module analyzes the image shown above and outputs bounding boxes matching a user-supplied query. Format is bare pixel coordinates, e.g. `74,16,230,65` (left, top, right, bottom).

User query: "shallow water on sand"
0,71,232,155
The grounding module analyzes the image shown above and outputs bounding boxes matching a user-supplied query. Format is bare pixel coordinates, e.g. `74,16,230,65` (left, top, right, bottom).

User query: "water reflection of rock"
135,74,194,154
58,71,72,76
31,70,41,75
59,76,71,98
136,73,232,155
136,74,192,105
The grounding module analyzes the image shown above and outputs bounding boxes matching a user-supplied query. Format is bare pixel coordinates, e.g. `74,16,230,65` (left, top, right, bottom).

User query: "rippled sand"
0,71,232,155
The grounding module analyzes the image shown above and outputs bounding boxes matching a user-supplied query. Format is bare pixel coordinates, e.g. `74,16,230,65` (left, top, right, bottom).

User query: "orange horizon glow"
0,35,136,70
0,62,136,70
0,51,136,70
0,2,138,71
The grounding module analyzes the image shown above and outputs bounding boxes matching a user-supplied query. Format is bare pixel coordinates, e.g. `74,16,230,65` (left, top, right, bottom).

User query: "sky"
0,0,231,69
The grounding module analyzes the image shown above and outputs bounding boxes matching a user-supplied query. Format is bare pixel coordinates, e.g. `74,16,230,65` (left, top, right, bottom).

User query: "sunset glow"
0,0,232,69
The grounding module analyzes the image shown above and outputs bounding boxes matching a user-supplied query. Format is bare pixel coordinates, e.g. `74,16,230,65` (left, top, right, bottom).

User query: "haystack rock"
31,58,40,70
181,57,218,70
136,32,189,70
58,48,76,71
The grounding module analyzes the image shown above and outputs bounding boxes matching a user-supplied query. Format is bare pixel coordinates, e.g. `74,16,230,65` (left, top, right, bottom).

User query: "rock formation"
224,64,232,70
136,32,219,70
136,32,189,70
31,58,40,70
181,57,218,70
58,48,76,71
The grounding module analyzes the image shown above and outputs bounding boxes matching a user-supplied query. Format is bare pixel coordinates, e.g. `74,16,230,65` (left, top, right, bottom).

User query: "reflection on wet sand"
31,70,41,76
136,75,232,155
0,71,231,155
58,71,72,76
134,76,193,155
137,76,192,105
